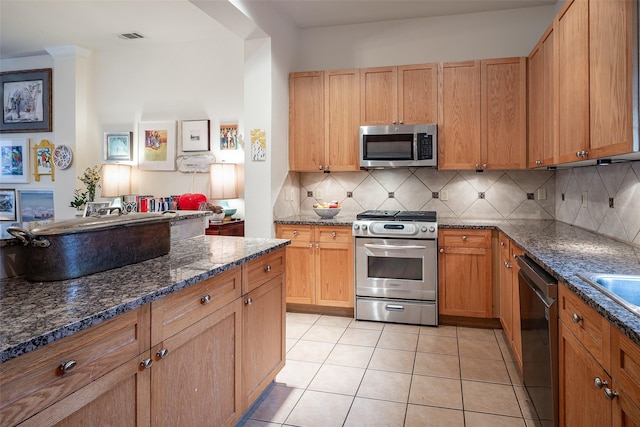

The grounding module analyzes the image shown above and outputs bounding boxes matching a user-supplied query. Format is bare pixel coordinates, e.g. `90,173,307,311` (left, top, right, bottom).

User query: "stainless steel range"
353,210,438,326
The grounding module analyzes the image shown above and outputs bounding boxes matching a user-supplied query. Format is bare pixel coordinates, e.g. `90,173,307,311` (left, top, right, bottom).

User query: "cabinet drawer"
611,327,640,419
440,229,491,248
558,284,611,371
244,248,286,294
315,226,353,243
276,224,313,242
151,267,242,345
0,305,150,426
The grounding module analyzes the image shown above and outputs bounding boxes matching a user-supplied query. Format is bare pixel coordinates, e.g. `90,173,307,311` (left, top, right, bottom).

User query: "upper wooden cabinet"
289,70,360,172
439,58,527,170
528,24,556,168
360,64,438,126
555,0,637,164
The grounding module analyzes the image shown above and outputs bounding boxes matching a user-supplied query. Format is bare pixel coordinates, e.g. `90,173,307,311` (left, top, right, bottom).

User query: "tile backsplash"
556,161,640,245
274,161,640,246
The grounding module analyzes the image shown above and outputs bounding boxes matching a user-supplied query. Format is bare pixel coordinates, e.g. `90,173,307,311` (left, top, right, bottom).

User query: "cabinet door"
284,239,315,304
555,0,589,164
151,299,242,427
611,327,640,427
398,63,438,125
498,234,513,340
510,244,524,371
289,71,325,171
559,321,612,427
481,57,527,170
315,241,354,308
542,26,556,167
360,66,397,125
242,275,286,409
325,69,360,171
589,0,635,159
438,230,492,318
438,61,481,170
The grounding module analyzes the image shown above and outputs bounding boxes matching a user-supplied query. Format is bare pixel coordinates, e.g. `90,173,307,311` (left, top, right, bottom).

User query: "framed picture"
0,68,52,133
0,138,29,183
32,139,55,182
138,121,177,171
251,128,266,161
0,189,17,221
18,189,54,222
220,124,238,150
83,201,110,217
104,132,133,161
181,120,210,152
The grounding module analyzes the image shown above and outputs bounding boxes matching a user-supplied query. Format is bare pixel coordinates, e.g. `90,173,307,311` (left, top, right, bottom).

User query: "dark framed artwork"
0,68,52,133
0,188,17,221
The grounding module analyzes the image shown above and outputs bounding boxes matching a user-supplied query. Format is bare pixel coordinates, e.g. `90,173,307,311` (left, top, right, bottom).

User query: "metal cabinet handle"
576,151,582,158
318,164,323,170
483,163,487,169
462,236,467,241
140,358,153,369
604,388,619,401
308,243,313,248
60,360,77,373
331,231,337,238
500,241,505,247
594,377,608,389
201,295,211,304
264,265,271,272
475,163,479,169
245,298,253,305
293,230,298,236
156,348,169,359
439,248,444,253
572,313,583,324
504,262,511,269
316,243,320,249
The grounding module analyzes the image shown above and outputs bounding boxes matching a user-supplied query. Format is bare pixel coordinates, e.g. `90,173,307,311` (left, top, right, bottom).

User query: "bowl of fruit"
313,201,341,219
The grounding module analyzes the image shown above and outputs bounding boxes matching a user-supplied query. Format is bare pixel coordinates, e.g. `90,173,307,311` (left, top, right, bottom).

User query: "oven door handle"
363,243,428,250
385,304,405,312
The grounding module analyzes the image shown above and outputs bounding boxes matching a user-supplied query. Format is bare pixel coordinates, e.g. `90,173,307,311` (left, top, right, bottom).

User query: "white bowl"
313,207,341,218
209,212,225,222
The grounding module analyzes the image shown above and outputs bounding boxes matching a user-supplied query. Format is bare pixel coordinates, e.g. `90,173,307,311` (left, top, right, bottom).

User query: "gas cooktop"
356,210,437,222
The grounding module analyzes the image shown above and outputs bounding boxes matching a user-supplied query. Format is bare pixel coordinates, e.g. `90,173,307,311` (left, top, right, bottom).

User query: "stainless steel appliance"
517,255,558,427
359,124,437,168
353,210,438,326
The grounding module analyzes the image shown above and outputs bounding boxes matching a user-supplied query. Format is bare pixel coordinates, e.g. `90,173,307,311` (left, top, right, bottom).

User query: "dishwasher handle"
516,255,558,301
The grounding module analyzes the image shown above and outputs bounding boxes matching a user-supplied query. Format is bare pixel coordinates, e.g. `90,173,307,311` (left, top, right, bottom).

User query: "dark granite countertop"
276,215,640,345
0,235,289,364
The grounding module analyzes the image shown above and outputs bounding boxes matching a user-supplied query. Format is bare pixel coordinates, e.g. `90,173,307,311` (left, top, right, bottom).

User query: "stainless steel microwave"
359,124,437,168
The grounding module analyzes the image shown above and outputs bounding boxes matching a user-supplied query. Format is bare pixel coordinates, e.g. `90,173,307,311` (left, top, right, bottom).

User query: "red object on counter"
177,193,207,210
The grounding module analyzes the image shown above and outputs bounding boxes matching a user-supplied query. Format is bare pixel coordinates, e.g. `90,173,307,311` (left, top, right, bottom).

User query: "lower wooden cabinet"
438,229,492,318
276,224,354,308
498,232,523,370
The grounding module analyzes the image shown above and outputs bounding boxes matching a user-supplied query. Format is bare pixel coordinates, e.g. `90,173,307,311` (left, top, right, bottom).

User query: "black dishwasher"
517,255,558,427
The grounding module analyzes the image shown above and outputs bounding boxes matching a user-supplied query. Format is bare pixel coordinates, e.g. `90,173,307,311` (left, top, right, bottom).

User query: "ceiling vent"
117,32,146,40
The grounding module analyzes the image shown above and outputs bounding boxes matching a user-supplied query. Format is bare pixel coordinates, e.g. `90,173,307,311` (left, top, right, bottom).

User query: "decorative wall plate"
53,144,73,170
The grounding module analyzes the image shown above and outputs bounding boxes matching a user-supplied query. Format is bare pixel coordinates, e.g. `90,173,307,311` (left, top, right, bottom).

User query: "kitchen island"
0,234,289,426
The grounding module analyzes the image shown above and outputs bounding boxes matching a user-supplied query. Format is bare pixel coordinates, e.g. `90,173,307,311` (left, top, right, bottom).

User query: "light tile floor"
237,313,542,427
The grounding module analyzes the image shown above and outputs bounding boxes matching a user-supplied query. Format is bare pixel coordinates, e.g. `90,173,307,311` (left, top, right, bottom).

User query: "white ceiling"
0,0,556,60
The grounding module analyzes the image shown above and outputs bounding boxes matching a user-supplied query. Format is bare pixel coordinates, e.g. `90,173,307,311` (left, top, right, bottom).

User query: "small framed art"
0,189,17,221
104,132,133,161
18,189,54,222
0,138,29,183
83,201,111,217
220,124,238,150
32,139,55,182
0,68,52,133
181,120,210,152
138,121,177,171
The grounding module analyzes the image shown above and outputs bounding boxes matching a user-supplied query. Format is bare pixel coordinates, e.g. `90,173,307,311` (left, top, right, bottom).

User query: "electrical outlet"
440,190,449,201
582,192,588,208
316,189,324,199
537,188,547,200
285,189,294,201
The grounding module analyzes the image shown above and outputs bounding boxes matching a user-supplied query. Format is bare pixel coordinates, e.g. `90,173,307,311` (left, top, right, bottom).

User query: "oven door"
355,237,437,300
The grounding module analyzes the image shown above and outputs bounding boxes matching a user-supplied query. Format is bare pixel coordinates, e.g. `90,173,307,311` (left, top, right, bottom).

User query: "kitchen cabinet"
438,229,492,318
276,224,354,309
555,0,636,164
438,57,526,170
289,69,360,172
0,306,151,426
528,23,556,168
498,232,524,370
611,327,640,425
206,219,244,236
360,63,438,126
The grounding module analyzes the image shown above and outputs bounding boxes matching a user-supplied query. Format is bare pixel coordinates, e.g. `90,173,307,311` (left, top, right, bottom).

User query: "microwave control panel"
417,133,434,160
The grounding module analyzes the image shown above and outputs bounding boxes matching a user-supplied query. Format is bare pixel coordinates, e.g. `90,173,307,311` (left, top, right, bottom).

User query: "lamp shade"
210,163,238,200
101,164,131,198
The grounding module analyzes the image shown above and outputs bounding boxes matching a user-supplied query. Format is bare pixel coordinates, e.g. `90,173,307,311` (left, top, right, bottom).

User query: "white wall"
293,5,556,71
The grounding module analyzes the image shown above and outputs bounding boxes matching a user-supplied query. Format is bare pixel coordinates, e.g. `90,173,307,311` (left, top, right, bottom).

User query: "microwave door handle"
363,244,427,250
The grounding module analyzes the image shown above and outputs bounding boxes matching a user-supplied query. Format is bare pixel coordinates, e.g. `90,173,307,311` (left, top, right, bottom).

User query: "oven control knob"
429,226,436,232
421,226,428,232
353,224,360,230
361,225,368,231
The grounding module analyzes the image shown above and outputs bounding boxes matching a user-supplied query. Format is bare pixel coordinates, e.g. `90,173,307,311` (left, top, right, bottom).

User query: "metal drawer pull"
571,313,583,324
140,358,153,369
594,377,608,389
245,298,253,305
604,388,619,401
439,248,444,253
331,231,337,238
293,230,298,236
462,236,467,241
156,348,169,359
264,265,271,272
500,241,505,247
385,304,405,312
60,360,77,373
201,295,211,304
